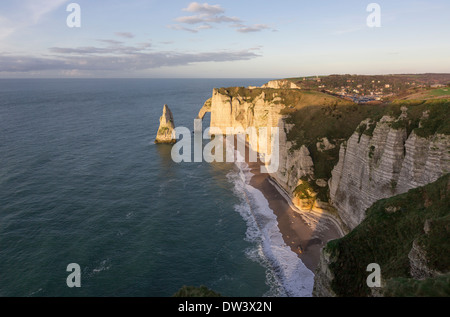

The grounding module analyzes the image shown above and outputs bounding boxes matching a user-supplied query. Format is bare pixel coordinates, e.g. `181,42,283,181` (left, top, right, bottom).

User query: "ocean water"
0,78,313,297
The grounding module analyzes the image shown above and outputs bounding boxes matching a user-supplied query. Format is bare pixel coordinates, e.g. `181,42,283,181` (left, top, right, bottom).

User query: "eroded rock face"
197,98,211,120
261,79,301,90
316,137,336,152
408,240,440,280
329,115,450,229
312,248,336,297
274,119,315,193
155,104,176,144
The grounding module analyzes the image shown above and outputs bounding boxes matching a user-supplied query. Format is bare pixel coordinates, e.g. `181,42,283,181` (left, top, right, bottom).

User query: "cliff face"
314,174,450,297
208,87,284,157
275,119,314,193
155,104,176,144
329,113,450,229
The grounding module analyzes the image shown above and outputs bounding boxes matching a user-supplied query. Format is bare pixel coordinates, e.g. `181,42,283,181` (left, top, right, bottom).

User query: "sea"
0,78,314,297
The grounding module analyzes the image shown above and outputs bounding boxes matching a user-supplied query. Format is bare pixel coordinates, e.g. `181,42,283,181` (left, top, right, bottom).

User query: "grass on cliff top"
390,99,450,137
286,103,399,180
401,87,450,100
216,87,353,111
286,99,450,180
324,173,450,297
429,88,450,97
384,273,450,297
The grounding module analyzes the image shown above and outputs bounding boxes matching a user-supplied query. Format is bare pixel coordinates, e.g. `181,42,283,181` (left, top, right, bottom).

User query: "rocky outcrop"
312,248,336,297
155,104,176,144
197,98,211,120
329,114,450,229
316,137,336,152
248,80,301,90
274,119,314,193
408,240,439,280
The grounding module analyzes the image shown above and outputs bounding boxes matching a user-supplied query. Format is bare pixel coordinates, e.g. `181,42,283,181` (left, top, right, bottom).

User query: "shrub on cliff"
173,285,222,297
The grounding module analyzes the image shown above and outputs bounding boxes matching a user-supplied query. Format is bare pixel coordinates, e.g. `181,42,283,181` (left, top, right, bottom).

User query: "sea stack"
155,104,176,144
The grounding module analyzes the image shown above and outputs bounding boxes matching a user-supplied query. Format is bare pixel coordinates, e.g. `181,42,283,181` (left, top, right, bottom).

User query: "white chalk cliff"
261,79,301,90
329,114,450,229
198,84,450,231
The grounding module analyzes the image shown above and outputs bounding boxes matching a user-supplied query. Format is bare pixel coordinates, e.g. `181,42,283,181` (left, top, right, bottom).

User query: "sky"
0,0,449,78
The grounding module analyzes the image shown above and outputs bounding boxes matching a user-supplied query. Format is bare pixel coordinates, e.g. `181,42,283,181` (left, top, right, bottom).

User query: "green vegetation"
416,214,450,273
158,127,169,135
286,99,450,185
324,174,450,297
429,88,450,97
286,103,400,150
203,98,212,110
285,74,450,97
384,274,450,297
391,99,450,137
309,146,340,181
217,87,353,112
293,177,328,202
173,285,222,297
368,145,375,159
286,103,399,185
293,179,315,200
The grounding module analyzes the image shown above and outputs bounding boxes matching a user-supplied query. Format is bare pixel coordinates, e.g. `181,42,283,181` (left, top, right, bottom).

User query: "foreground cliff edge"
314,174,450,297
155,104,176,144
197,79,449,297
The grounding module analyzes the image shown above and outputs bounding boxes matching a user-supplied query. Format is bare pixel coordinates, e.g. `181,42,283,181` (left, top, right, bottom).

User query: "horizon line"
1,72,450,80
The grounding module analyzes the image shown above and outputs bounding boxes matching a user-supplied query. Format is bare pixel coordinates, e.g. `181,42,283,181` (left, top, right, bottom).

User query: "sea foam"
227,146,315,297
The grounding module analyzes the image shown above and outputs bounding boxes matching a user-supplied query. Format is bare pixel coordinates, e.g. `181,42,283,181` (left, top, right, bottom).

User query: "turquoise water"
0,78,281,297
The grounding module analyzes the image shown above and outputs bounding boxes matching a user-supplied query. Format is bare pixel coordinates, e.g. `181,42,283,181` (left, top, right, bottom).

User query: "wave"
227,146,315,297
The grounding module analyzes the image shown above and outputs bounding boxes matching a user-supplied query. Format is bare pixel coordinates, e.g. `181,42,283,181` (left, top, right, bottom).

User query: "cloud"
175,14,241,25
235,24,270,33
197,24,213,30
171,2,272,34
167,24,199,33
115,32,135,39
50,40,153,55
97,39,124,46
50,47,113,55
175,15,206,25
0,44,260,74
207,15,241,24
182,2,224,15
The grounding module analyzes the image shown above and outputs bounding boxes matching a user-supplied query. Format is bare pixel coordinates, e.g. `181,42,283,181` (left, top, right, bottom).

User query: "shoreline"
245,159,342,272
